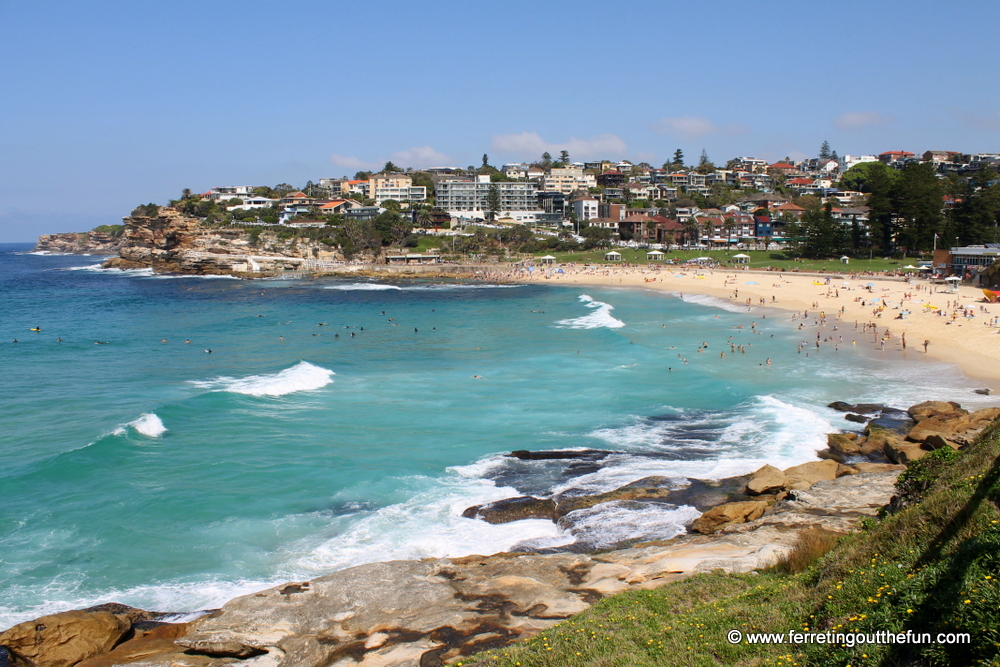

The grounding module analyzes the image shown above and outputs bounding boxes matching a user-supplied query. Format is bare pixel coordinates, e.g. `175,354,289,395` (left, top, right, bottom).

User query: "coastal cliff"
34,230,123,255
100,208,343,275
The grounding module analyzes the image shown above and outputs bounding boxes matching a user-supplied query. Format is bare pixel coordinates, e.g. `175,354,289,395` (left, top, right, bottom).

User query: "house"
317,199,361,215
878,151,915,164
623,182,654,200
772,202,807,219
541,167,596,195
226,196,276,211
280,191,317,208
768,162,797,173
205,186,256,202
653,217,685,245
597,170,627,187
502,163,529,179
598,203,627,221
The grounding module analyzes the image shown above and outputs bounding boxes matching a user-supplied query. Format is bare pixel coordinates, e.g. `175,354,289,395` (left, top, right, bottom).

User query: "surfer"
30,326,41,332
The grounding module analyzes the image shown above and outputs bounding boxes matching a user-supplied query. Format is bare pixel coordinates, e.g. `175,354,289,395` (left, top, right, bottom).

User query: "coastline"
514,265,1000,387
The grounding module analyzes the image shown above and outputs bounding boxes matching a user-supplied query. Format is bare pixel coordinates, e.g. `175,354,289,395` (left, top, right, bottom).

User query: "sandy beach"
514,263,1000,386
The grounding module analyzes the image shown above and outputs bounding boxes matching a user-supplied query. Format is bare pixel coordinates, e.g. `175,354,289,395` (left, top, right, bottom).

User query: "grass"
527,248,918,274
463,421,1000,667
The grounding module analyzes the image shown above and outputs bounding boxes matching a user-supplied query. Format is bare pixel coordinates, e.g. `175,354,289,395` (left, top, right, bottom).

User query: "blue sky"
2,0,999,241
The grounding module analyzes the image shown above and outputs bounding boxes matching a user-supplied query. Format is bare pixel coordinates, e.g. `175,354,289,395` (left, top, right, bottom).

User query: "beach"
517,264,1000,386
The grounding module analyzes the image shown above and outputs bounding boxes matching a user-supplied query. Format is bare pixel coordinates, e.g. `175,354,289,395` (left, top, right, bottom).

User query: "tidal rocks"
507,449,611,461
690,501,768,534
34,231,122,255
745,465,789,495
0,610,129,667
462,496,556,524
827,401,887,414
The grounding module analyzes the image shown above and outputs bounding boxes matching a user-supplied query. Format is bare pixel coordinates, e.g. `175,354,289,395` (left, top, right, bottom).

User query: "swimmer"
30,326,41,332
56,337,62,342
204,349,212,354
473,375,483,379
185,339,191,344
318,322,327,326
161,339,167,343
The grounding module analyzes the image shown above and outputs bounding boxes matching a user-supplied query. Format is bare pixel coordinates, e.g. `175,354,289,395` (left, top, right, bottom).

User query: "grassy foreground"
463,423,1000,667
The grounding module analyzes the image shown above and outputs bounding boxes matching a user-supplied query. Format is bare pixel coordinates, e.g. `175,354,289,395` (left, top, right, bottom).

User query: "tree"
819,141,832,160
695,149,716,174
948,168,1000,246
340,219,381,256
482,154,490,169
381,199,402,212
839,161,896,193
181,188,192,200
893,162,944,251
672,149,684,169
381,161,400,174
580,226,613,249
541,152,553,170
486,184,502,222
797,202,847,258
559,150,570,164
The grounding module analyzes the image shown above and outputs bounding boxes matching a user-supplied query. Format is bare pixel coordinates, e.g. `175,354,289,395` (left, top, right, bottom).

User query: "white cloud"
388,145,451,168
834,111,895,131
648,116,749,139
489,132,627,160
329,153,378,171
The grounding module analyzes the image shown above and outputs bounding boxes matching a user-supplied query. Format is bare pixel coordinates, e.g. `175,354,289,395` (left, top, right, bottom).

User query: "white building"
435,175,543,223
367,174,427,205
571,196,599,221
226,196,277,211
205,186,256,201
841,155,879,171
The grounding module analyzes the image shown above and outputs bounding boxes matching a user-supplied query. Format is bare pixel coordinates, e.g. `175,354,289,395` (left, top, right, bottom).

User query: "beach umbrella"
902,265,918,269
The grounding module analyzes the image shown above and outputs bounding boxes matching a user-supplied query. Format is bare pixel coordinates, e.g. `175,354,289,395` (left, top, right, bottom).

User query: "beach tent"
539,255,556,264
604,251,622,261
646,250,665,261
902,265,919,270
732,253,750,263
693,256,712,263
840,256,850,264
944,276,961,293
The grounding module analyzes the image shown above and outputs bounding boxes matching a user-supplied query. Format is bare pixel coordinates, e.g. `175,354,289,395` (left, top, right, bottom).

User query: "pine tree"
482,154,490,168
559,150,570,164
819,141,832,160
673,149,684,167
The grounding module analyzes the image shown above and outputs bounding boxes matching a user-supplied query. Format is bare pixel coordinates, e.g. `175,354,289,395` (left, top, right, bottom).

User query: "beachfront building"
367,174,427,206
540,167,597,195
435,175,543,223
570,196,599,222
934,245,1000,281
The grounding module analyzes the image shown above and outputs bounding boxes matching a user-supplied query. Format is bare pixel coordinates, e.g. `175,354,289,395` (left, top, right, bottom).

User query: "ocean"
0,243,990,627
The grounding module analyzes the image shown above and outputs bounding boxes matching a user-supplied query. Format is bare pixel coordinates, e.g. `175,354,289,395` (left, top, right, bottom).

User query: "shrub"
770,527,841,574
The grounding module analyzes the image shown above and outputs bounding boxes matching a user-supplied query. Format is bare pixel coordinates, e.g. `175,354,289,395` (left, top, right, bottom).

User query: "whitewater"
0,244,993,628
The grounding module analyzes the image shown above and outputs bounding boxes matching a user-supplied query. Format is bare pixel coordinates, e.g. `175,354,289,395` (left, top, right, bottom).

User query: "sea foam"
112,413,167,438
190,361,334,397
323,283,403,291
555,294,625,329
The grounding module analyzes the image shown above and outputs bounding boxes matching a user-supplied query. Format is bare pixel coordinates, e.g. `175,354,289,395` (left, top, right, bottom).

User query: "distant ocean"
0,243,990,627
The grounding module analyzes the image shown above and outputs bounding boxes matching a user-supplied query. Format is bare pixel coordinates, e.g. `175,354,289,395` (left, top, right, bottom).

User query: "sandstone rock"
690,501,768,534
845,413,868,423
827,433,862,457
852,462,906,473
884,439,928,465
745,465,788,495
858,431,899,458
967,407,1000,426
922,434,959,451
827,402,886,414
0,610,129,667
462,496,556,524
907,400,965,422
865,410,915,436
783,460,841,487
75,623,194,667
906,415,970,443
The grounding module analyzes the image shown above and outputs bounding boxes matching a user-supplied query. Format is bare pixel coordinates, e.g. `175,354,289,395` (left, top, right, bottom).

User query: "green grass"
528,248,917,274
464,421,1000,667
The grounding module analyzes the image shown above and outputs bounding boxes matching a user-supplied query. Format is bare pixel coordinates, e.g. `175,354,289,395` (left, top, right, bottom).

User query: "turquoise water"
0,244,989,626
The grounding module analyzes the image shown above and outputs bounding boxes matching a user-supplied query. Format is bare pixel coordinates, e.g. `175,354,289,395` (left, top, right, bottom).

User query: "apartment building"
367,174,427,205
541,167,597,195
435,175,542,222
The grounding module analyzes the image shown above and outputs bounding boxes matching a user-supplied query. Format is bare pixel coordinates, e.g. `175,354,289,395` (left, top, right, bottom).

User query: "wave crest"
555,294,625,329
190,361,334,397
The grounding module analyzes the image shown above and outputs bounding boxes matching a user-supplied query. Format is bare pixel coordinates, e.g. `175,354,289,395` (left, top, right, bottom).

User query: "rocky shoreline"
3,399,997,667
34,232,123,255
